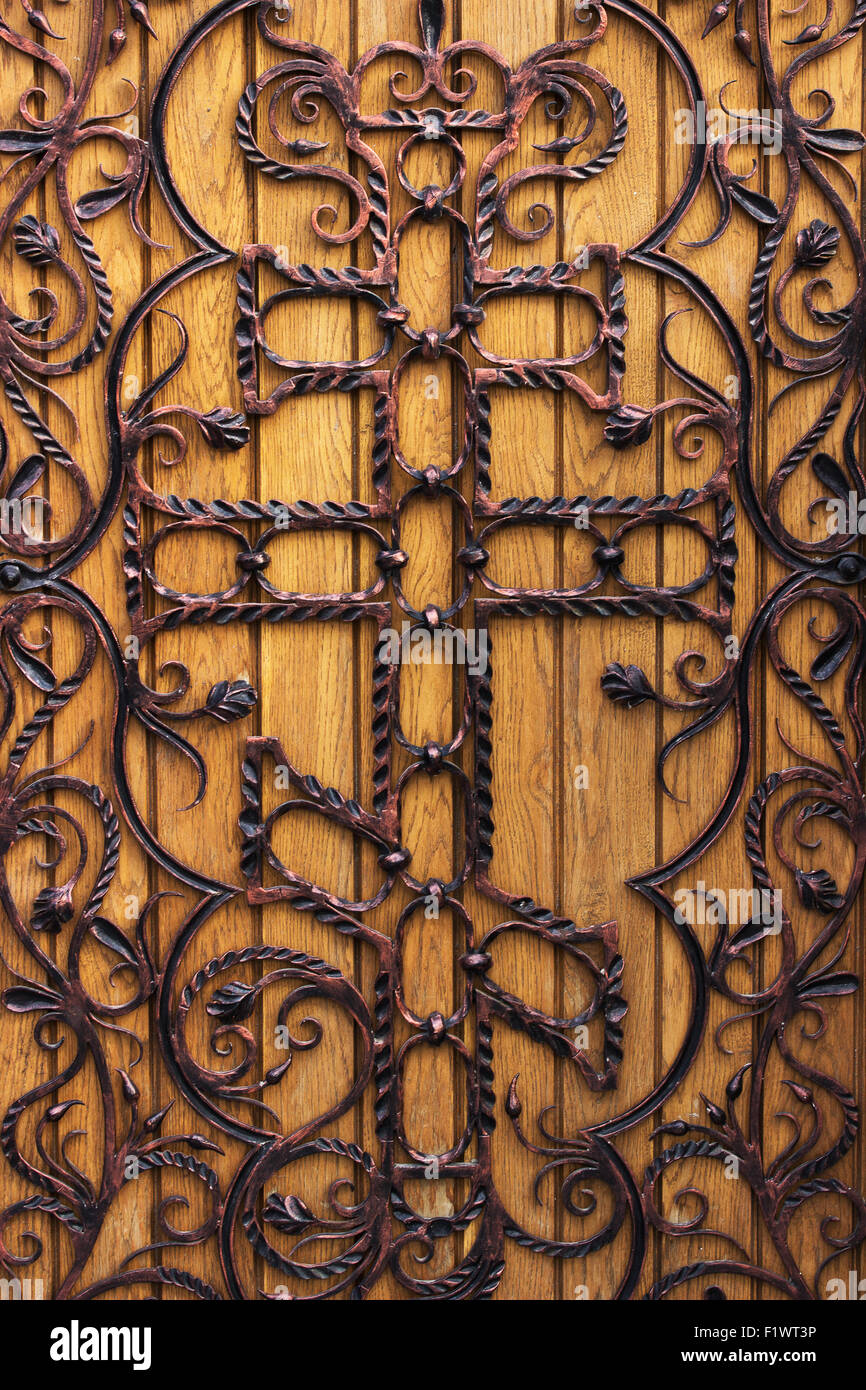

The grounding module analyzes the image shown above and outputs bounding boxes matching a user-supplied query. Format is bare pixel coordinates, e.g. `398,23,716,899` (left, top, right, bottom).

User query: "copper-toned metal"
0,0,864,1300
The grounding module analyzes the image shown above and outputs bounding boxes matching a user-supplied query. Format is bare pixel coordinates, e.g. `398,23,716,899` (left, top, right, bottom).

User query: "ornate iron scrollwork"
0,0,864,1300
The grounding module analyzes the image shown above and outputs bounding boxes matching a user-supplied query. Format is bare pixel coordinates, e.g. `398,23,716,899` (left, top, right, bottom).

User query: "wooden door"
0,0,864,1304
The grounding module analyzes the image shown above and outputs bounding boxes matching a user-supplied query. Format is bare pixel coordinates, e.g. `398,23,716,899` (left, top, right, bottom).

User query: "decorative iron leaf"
90,916,139,966
12,215,60,266
795,868,844,914
728,181,779,225
3,983,61,1013
262,1192,316,1234
795,219,840,267
205,980,257,1023
603,404,653,448
205,679,257,723
600,662,656,707
30,885,74,933
198,407,250,451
